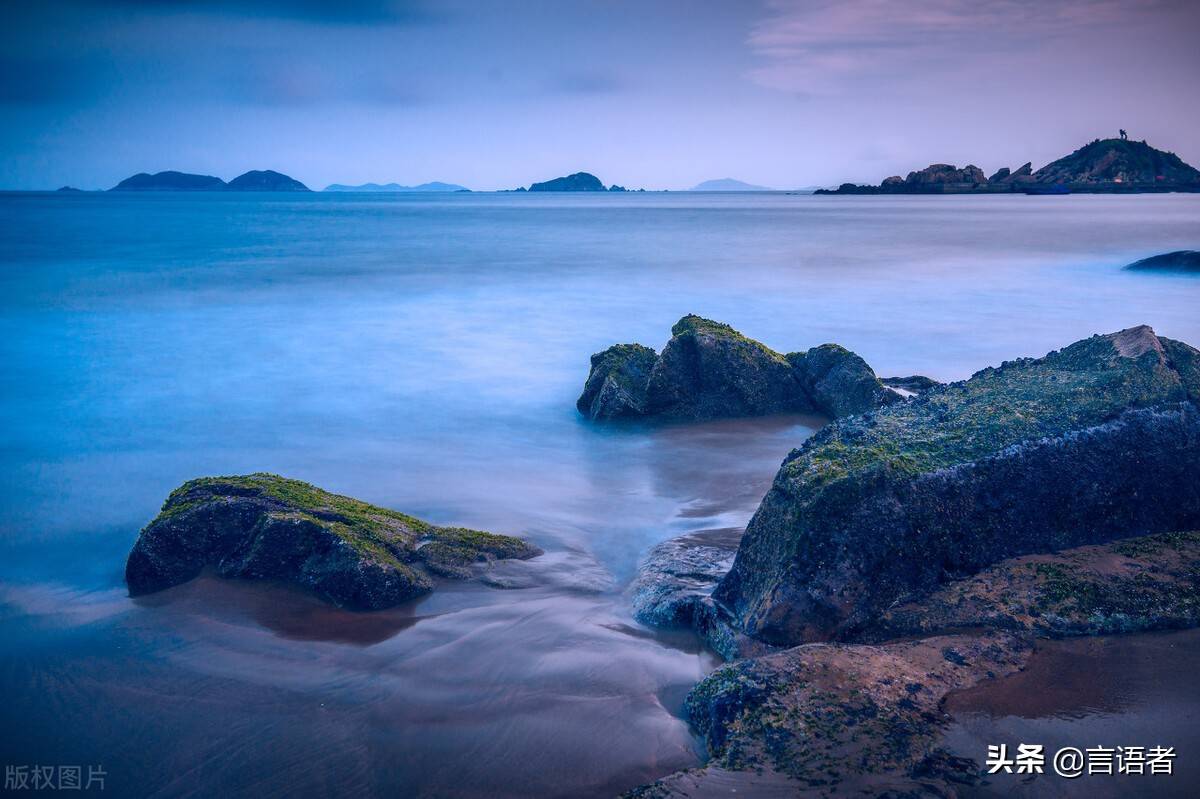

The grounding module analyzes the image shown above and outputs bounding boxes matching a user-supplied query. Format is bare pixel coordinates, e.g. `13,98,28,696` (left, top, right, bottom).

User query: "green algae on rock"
576,343,658,420
629,632,1031,797
125,473,542,609
714,325,1200,645
865,530,1200,640
578,315,900,422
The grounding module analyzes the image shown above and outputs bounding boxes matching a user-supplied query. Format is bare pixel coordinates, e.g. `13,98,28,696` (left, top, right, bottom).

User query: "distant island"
510,172,635,192
226,170,309,192
323,181,469,193
109,169,310,192
817,136,1200,195
690,178,772,192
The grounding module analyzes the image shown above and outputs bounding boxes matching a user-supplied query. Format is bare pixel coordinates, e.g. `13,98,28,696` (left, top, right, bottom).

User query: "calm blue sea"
1,191,1198,797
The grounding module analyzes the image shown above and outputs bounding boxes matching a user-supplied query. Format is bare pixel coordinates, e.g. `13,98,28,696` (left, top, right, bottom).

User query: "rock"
632,530,1200,797
904,163,986,186
713,326,1200,645
110,170,227,191
528,172,607,192
125,473,541,609
1125,250,1200,273
788,343,902,418
988,162,1034,184
866,530,1200,640
645,316,806,420
881,374,941,393
576,344,657,420
629,632,1031,797
226,170,310,192
56,186,84,192
630,528,775,660
578,315,897,423
881,175,904,187
629,528,741,628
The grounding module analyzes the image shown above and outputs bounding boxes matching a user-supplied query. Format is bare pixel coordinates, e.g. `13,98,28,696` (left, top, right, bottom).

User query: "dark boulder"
714,326,1200,645
1125,250,1200,273
125,473,541,609
576,343,657,420
629,528,742,629
788,343,902,418
644,316,806,420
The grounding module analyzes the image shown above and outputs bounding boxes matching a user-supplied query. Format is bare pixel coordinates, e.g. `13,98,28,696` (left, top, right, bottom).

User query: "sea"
1,190,1198,797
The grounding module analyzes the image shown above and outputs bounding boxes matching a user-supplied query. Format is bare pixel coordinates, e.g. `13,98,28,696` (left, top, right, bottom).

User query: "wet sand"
943,628,1200,797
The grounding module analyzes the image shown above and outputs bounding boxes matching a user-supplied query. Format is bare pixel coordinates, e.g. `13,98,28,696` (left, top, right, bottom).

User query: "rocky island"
323,181,468,192
690,178,772,192
519,171,631,192
125,473,541,609
109,169,310,191
578,315,904,423
1125,250,1200,273
817,137,1200,194
225,169,310,191
110,170,228,191
629,326,1200,797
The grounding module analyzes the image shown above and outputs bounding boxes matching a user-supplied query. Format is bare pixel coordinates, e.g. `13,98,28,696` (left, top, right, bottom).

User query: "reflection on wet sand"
943,628,1200,798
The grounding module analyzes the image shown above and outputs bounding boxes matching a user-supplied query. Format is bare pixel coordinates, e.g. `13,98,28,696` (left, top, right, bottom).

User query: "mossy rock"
578,315,898,422
126,473,541,609
715,326,1200,644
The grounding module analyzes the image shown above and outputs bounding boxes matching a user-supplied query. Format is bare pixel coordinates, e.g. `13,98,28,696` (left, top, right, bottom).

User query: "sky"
1,0,1198,190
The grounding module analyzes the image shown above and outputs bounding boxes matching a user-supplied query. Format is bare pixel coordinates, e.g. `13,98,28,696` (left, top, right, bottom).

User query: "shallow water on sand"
944,628,1200,797
1,191,1198,796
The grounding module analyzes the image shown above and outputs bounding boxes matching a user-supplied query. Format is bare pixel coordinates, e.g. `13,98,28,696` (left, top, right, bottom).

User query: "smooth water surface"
1,191,1198,797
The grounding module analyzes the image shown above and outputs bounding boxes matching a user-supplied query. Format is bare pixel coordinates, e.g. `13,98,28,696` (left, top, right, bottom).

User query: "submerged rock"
714,325,1200,645
125,473,541,609
629,527,774,660
629,528,741,628
578,315,898,422
1125,250,1200,273
575,343,657,419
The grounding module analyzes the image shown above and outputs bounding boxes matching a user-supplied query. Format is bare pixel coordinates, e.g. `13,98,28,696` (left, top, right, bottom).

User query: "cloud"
745,0,1167,95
